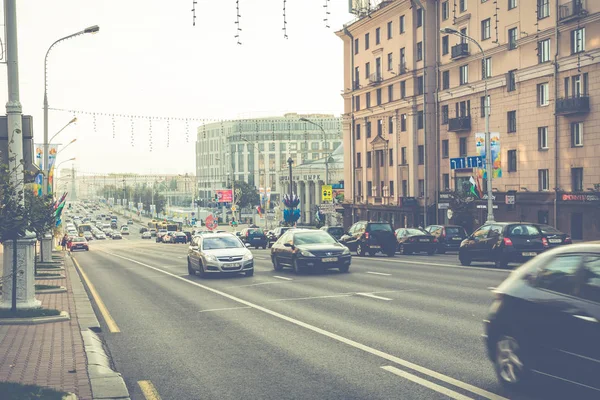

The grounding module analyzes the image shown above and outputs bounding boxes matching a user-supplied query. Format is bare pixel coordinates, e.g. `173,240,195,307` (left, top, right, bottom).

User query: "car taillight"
564,236,572,244
364,232,369,240
503,237,513,246
542,237,549,248
441,228,446,239
433,238,438,243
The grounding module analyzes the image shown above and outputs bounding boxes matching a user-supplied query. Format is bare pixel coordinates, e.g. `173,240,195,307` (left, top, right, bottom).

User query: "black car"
271,229,351,273
484,243,600,395
139,227,148,234
172,232,188,244
183,231,192,243
395,228,437,255
241,228,268,249
459,222,548,268
425,224,468,254
532,224,572,248
267,227,291,248
320,226,345,241
339,221,396,257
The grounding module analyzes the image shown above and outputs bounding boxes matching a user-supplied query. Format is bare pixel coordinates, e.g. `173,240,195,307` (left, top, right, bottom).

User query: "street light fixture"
43,25,99,196
440,27,494,222
299,117,333,185
49,117,77,144
57,138,77,155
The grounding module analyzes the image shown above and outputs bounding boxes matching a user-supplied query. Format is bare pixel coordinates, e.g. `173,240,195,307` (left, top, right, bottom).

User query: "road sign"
319,203,336,214
231,205,237,212
450,156,483,170
322,185,333,202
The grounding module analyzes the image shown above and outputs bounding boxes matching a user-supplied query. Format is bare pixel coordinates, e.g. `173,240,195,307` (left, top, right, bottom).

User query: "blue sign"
450,156,483,170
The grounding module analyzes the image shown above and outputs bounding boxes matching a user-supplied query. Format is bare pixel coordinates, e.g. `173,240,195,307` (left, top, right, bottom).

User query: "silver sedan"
187,233,254,277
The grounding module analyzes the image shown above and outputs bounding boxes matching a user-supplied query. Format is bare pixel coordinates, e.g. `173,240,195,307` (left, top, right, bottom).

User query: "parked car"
484,243,600,395
241,228,268,249
187,233,254,277
112,232,123,240
267,227,291,248
532,224,572,248
339,221,396,257
141,231,152,239
395,228,437,255
459,222,549,268
271,229,351,273
69,237,89,251
425,224,468,254
319,226,345,241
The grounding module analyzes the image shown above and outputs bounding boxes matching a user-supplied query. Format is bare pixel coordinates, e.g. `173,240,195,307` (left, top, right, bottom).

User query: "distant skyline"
1,1,355,176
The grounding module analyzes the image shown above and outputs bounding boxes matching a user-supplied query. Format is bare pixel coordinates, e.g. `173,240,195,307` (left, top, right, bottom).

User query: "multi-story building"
196,113,342,203
338,0,600,240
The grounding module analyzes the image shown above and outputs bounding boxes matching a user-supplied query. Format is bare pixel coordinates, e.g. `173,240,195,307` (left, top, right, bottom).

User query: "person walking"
61,234,68,251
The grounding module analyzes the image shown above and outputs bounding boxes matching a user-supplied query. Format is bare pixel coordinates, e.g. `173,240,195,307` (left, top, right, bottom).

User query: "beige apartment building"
338,0,600,240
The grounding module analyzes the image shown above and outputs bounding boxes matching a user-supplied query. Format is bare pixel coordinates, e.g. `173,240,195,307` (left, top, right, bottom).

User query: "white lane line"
356,292,393,301
272,276,293,281
382,366,474,400
103,251,508,400
367,257,511,273
270,294,353,302
366,271,391,276
228,281,290,288
199,306,252,313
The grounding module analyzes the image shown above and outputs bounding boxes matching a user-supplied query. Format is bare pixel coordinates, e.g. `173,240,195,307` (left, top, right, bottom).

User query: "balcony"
451,43,469,60
448,116,471,132
559,0,587,22
369,72,382,85
555,95,590,115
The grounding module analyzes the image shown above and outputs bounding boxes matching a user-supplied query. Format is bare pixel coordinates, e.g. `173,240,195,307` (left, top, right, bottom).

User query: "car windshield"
508,225,540,236
445,227,465,235
294,231,337,245
72,237,86,242
537,224,562,234
368,223,393,232
203,237,243,250
327,227,344,236
248,229,263,235
406,229,427,236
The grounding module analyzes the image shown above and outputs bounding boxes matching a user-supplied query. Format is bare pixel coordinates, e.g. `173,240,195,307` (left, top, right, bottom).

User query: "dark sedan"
484,243,600,396
532,224,572,248
267,227,291,248
425,224,468,254
320,226,345,241
271,229,351,274
395,228,437,255
172,232,188,244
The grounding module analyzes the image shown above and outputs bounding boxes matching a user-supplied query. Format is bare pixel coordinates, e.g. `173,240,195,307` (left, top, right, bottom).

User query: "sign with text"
322,185,333,202
215,189,233,203
450,156,483,170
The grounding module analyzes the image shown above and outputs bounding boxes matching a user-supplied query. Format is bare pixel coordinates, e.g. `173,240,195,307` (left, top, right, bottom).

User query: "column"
0,232,41,309
305,181,312,224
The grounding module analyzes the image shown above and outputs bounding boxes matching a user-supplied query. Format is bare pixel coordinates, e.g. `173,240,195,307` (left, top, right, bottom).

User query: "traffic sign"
322,185,333,202
231,205,237,212
450,156,483,170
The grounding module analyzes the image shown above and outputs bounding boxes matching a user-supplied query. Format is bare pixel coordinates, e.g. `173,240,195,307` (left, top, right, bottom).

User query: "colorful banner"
216,189,233,203
475,132,502,179
33,144,59,195
47,145,58,194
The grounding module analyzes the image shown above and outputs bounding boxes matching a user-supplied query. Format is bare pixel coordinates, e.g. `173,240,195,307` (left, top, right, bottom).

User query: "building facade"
196,113,342,201
338,0,600,240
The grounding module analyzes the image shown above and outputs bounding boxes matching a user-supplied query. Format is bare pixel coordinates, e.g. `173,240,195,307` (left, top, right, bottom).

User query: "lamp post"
287,156,294,197
242,137,269,228
49,117,77,144
53,158,76,194
441,27,494,222
43,25,99,196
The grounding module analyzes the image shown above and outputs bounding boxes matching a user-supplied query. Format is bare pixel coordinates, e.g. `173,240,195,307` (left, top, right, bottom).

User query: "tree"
169,178,178,191
446,189,476,234
0,163,27,243
229,180,258,208
24,191,55,269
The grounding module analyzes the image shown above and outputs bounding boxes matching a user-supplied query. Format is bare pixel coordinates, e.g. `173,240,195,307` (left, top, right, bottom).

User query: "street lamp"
53,158,75,194
57,138,77,155
299,117,333,184
49,117,77,144
440,27,494,222
43,25,99,196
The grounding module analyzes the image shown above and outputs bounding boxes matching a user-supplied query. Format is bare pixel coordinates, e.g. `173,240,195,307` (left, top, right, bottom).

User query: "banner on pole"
216,189,233,203
475,132,502,179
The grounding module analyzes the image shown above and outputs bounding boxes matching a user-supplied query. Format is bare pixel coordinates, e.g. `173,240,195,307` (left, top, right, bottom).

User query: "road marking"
138,380,161,400
356,292,393,301
199,306,252,313
71,257,121,333
366,271,391,276
228,281,290,288
270,294,353,302
382,366,474,400
104,251,508,400
273,276,293,281
367,257,511,273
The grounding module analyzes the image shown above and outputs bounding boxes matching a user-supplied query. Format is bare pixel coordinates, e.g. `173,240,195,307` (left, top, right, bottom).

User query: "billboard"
216,189,233,203
475,132,502,179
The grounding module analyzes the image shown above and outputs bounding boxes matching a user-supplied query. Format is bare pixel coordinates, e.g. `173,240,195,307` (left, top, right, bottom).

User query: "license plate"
452,237,462,241
419,239,429,242
227,263,241,268
322,257,338,262
549,239,562,243
369,245,380,249
522,252,537,257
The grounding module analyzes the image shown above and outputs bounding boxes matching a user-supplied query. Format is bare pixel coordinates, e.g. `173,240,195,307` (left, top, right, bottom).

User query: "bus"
77,224,93,237
148,220,159,229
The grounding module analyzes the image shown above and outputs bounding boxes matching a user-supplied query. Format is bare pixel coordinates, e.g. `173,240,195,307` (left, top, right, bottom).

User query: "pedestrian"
61,234,68,251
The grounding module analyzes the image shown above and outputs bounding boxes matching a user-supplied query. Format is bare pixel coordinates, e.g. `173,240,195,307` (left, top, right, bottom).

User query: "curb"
37,286,68,294
35,275,66,280
0,310,70,325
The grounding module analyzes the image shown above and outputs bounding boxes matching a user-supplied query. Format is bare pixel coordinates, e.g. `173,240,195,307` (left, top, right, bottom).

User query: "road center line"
366,257,511,273
272,276,293,281
138,380,162,400
356,292,393,301
228,281,290,288
366,271,391,276
270,294,353,302
382,366,474,400
199,306,252,313
104,251,507,400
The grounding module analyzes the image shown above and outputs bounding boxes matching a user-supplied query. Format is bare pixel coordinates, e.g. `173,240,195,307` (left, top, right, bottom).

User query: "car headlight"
205,254,217,262
342,247,351,255
243,252,253,261
300,250,315,257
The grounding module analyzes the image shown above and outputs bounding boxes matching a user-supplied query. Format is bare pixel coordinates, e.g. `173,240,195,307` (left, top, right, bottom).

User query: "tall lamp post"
441,27,494,222
43,25,99,196
242,138,269,228
53,158,76,194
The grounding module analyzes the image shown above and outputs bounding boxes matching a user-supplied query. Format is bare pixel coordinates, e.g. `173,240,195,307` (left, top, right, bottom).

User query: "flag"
469,177,480,199
475,174,484,198
55,201,66,218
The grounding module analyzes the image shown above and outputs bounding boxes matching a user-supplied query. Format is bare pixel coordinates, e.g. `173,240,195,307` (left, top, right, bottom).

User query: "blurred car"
95,232,107,240
105,229,114,238
83,231,94,241
339,221,396,257
139,227,148,234
127,219,133,224
267,227,291,248
319,226,345,241
149,228,157,237
172,232,188,244
531,224,572,248
187,233,254,277
141,231,152,239
271,229,351,273
183,231,192,243
484,243,600,395
240,228,268,249
120,227,130,235
395,228,437,255
162,231,177,243
156,229,168,242
425,224,468,254
459,222,548,268
112,232,123,240
69,237,89,251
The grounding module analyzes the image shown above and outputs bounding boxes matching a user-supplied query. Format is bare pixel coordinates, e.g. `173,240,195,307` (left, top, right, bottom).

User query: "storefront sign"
398,197,418,207
438,192,452,200
560,193,600,203
505,195,515,205
280,174,322,182
438,203,450,209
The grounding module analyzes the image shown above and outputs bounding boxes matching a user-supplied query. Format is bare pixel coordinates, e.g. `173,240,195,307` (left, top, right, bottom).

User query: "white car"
141,231,152,239
120,227,130,235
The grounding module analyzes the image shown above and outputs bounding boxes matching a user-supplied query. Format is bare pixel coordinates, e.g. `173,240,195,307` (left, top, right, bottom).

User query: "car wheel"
293,258,303,274
494,335,529,391
255,246,259,250
197,262,206,278
272,256,283,271
245,269,254,277
187,258,195,275
459,252,472,266
262,245,267,250
386,250,395,257
356,243,365,257
338,264,350,273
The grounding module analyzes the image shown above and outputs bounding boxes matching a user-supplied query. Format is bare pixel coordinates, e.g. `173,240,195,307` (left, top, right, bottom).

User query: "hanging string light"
148,117,153,152
130,117,135,147
93,113,97,134
323,0,331,29
185,119,190,143
112,116,116,139
192,0,197,26
282,0,288,39
235,0,242,45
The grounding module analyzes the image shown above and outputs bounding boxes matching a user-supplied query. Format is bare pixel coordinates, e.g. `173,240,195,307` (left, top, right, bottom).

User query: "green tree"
0,163,27,243
169,178,178,191
24,191,56,270
447,189,476,234
228,180,259,208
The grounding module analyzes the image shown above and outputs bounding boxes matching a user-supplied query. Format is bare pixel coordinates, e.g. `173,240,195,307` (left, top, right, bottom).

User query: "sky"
1,0,355,176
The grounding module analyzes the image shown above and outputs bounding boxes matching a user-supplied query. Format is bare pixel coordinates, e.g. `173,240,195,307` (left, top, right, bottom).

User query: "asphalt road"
68,215,563,400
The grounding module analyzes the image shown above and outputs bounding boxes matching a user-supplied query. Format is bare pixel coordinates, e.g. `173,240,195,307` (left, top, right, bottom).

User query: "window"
416,42,423,61
356,123,361,140
442,1,449,20
378,150,384,167
538,127,548,149
441,105,449,124
356,152,362,168
399,47,406,70
418,145,424,165
537,83,549,106
387,52,393,71
508,27,518,49
571,122,583,147
357,181,362,197
399,15,405,33
366,92,371,108
366,120,372,138
482,57,492,79
388,116,393,134
507,69,516,91
442,70,450,90
442,140,449,158
459,65,468,85
400,114,407,131
460,0,467,12
416,8,423,28
400,81,406,98
538,169,549,191
388,84,394,102
442,174,450,191
507,111,517,133
508,0,517,10
377,119,383,136
418,180,425,197
481,18,491,40
416,76,424,95
375,27,381,45
536,255,582,295
402,179,408,196
459,137,467,157
401,147,407,164
354,38,359,55
367,181,372,196
417,110,424,129
366,151,372,168
508,150,517,172
442,35,449,55
571,28,585,54
580,256,600,303
365,62,370,78
572,168,583,192
457,100,470,117
538,39,550,63
365,33,370,50
387,21,393,39
376,88,382,105
389,181,394,196
480,95,490,118
537,0,549,19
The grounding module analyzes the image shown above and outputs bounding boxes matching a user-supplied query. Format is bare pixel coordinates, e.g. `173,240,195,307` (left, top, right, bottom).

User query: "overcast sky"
2,1,354,176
